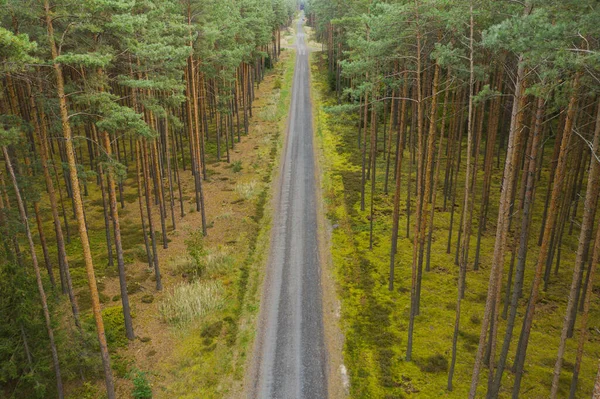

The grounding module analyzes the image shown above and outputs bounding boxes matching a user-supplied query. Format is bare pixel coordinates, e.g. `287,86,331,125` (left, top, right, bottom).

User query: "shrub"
158,280,224,326
111,353,130,378
67,382,99,399
132,245,150,263
130,370,152,399
232,160,242,173
185,230,207,275
418,354,448,373
171,247,233,279
169,255,197,276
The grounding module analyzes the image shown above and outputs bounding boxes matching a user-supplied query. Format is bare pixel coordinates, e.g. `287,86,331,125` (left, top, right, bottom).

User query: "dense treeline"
0,0,295,397
307,0,600,397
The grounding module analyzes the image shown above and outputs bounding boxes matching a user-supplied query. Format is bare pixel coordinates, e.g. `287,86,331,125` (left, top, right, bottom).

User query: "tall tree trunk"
451,8,475,388
99,127,135,340
33,201,55,289
3,146,64,399
511,73,581,398
415,61,441,312
141,141,163,290
568,209,600,398
550,99,600,398
44,3,115,396
28,81,75,309
425,84,451,272
468,2,532,389
388,74,408,291
369,90,378,250
487,96,544,398
407,1,423,361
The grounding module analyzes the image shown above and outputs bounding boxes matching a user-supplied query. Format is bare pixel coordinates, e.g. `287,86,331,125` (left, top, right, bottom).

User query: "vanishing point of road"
250,14,328,399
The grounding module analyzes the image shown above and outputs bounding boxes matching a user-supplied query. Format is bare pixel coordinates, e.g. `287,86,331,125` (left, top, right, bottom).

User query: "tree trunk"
388,74,409,291
3,146,64,399
511,73,581,398
44,2,116,395
99,128,135,340
550,99,600,398
468,5,532,389
487,96,544,398
407,3,423,360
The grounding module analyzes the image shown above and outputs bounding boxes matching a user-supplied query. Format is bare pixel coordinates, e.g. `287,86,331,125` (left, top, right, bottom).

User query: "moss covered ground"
310,51,600,398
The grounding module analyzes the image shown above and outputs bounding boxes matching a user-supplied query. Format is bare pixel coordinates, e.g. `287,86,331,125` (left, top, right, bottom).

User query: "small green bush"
232,160,243,173
418,354,448,373
185,231,207,276
67,382,99,399
111,353,130,378
130,370,152,399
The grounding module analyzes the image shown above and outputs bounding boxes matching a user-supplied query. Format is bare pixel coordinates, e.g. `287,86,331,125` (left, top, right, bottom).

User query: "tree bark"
44,2,115,396
550,100,600,398
3,146,64,399
511,73,581,398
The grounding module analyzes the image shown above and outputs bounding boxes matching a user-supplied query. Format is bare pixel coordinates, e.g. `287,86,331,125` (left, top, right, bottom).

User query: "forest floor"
310,50,600,399
43,29,297,399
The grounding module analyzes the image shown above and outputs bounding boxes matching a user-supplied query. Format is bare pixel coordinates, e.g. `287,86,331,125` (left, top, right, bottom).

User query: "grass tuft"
235,180,260,200
158,280,225,327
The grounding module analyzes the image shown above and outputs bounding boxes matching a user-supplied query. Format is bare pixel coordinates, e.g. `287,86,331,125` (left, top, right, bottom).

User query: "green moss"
84,306,129,350
310,51,600,398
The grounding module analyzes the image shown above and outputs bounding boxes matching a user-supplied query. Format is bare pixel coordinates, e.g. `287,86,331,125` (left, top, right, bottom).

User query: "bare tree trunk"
550,100,600,398
451,8,474,389
407,1,423,361
44,2,115,395
468,3,532,389
568,210,600,398
389,74,409,291
487,96,544,398
99,127,135,340
512,73,581,398
3,146,64,399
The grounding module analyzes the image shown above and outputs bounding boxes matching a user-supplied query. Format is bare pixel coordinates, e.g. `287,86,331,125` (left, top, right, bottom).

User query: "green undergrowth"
310,51,600,399
159,49,296,398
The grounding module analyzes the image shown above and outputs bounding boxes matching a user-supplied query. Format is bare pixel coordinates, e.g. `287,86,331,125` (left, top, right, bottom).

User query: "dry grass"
204,247,234,276
235,180,260,200
158,280,225,327
259,91,280,121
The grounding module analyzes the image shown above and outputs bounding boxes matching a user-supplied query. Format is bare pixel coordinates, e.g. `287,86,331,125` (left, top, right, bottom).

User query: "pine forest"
2,0,600,398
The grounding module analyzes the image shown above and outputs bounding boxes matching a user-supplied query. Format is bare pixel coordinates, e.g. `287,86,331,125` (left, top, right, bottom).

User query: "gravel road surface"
250,14,328,399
